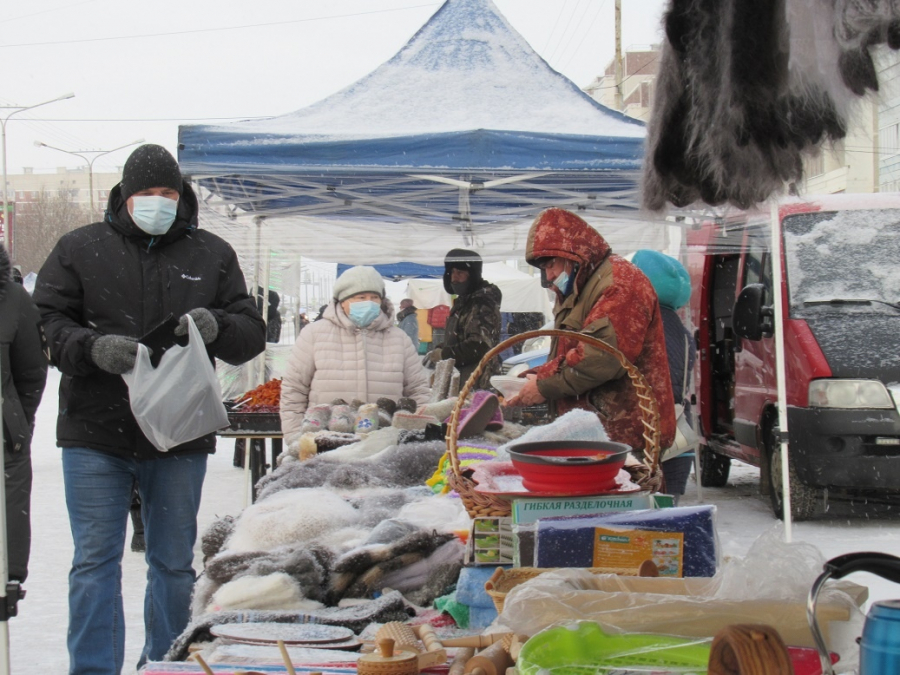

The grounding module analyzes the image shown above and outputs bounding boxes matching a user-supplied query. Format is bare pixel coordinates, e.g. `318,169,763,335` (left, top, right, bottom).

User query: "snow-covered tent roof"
178,0,658,268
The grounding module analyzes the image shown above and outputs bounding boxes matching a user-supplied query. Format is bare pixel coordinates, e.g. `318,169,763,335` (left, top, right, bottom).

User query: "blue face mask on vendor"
553,270,571,295
349,300,381,327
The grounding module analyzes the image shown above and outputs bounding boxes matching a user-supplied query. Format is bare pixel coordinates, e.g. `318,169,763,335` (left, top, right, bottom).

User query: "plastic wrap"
498,528,867,655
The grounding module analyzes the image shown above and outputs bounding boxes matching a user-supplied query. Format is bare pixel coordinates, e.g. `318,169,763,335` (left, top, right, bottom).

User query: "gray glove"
174,308,219,344
91,335,142,374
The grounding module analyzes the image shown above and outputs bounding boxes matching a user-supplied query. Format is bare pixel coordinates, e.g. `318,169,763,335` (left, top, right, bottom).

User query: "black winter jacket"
442,279,502,389
0,245,47,453
33,182,266,460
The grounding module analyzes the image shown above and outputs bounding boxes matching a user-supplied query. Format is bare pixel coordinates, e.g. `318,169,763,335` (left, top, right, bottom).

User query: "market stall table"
218,411,282,505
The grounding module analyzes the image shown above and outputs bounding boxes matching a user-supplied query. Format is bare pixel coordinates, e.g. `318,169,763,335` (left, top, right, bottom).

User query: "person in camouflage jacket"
506,208,676,456
428,249,502,390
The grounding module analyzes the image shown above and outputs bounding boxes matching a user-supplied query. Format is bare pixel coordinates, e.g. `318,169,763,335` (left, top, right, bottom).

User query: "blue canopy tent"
177,0,666,269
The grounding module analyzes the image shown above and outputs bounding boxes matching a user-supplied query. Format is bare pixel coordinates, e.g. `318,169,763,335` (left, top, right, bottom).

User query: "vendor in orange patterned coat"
505,207,676,457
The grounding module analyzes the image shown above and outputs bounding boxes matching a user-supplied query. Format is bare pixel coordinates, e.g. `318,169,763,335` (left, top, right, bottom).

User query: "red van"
687,194,900,520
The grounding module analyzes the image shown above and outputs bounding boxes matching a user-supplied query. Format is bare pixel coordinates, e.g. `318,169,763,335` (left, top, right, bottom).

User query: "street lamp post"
35,138,144,216
0,93,75,253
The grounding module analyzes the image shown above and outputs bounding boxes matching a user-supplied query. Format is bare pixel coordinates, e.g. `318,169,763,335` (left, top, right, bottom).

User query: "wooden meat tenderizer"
411,624,448,667
358,639,419,675
376,622,421,655
463,637,514,675
375,621,447,669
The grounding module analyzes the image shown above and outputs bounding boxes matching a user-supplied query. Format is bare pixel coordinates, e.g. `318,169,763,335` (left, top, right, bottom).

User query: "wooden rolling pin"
440,633,511,649
449,648,476,675
463,639,514,675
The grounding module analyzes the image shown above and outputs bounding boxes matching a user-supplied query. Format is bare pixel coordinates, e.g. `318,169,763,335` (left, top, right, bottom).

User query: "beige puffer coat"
280,298,431,436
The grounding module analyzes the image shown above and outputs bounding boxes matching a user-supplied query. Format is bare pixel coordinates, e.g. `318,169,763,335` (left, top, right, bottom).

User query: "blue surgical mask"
349,300,381,328
131,195,178,236
553,270,571,295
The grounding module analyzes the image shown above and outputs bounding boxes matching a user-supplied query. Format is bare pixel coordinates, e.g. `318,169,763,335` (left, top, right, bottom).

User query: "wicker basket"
447,329,663,519
483,564,658,614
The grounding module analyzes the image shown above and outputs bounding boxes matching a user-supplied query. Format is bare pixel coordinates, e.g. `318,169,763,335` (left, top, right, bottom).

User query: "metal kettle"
808,552,900,675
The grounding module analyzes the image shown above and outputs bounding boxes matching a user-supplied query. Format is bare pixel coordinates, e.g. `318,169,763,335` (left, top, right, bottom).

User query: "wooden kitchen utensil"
464,639,514,675
358,639,419,675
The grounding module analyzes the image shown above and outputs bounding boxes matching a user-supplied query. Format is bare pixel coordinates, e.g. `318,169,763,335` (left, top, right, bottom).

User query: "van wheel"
700,446,730,487
768,437,818,521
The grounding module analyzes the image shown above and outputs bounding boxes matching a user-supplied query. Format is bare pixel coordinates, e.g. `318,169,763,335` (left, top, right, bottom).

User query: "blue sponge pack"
535,505,718,577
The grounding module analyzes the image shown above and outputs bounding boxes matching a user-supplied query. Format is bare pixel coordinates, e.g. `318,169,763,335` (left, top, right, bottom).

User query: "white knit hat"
332,265,385,301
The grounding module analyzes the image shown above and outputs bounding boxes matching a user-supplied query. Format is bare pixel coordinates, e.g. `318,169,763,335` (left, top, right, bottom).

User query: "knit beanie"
333,265,385,302
120,144,183,201
631,250,691,310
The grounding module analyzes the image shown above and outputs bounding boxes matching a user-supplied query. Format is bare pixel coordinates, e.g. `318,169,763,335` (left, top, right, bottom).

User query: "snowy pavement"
13,367,900,674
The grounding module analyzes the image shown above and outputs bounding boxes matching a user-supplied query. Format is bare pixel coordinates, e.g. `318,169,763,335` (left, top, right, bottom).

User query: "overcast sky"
2,0,667,175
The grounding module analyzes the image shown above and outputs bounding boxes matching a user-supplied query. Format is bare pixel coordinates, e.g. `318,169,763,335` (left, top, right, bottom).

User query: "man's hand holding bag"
122,313,229,452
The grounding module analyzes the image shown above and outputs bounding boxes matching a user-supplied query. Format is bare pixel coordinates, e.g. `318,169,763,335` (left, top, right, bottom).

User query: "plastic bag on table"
496,527,866,661
122,314,229,452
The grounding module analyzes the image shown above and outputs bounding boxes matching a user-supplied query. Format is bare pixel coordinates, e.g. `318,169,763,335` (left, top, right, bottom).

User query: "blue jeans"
62,448,207,675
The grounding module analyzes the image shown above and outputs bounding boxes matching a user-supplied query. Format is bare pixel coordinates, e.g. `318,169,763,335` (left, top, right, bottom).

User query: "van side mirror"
733,284,774,340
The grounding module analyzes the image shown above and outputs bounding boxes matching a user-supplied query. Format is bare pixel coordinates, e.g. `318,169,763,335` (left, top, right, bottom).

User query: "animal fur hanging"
642,0,900,211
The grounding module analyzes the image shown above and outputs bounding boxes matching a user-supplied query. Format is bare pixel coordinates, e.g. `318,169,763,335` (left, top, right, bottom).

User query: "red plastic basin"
507,440,632,494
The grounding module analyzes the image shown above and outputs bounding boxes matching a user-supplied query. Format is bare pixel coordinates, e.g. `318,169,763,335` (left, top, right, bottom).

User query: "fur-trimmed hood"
526,208,612,298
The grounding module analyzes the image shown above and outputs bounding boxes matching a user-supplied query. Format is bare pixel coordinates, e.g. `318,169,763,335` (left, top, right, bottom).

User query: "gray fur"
641,0,899,211
255,439,445,501
167,590,412,662
200,515,235,562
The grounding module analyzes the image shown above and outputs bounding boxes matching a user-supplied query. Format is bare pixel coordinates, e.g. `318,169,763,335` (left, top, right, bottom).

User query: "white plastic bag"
122,314,229,452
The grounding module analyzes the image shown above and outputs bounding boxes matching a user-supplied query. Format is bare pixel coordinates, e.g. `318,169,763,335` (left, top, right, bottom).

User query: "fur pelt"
208,572,324,613
200,515,235,563
166,589,412,662
255,439,445,501
327,530,455,604
225,488,362,552
642,0,900,211
204,544,333,602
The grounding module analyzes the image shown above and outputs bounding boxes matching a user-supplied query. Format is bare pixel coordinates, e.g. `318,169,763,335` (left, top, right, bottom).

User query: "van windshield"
783,209,900,315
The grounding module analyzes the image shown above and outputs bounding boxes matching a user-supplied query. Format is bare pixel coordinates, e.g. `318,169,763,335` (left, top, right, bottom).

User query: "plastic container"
508,441,630,494
490,375,529,399
517,621,710,675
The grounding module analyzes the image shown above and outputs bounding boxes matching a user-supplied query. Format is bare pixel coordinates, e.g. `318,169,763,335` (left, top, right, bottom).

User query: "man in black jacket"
0,243,47,592
33,144,266,673
428,249,502,389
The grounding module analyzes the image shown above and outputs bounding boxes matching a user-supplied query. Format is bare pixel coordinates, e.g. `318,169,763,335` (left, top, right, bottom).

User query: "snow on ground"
12,367,900,673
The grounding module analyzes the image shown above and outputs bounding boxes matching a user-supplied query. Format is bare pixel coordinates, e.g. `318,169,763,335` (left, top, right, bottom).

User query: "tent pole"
770,202,793,541
259,248,271,386
248,216,264,391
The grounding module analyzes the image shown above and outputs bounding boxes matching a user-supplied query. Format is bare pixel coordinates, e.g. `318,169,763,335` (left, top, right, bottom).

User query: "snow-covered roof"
215,0,644,140
178,0,644,174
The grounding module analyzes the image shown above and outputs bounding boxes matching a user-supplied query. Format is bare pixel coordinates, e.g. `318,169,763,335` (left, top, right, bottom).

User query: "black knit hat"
120,144,183,201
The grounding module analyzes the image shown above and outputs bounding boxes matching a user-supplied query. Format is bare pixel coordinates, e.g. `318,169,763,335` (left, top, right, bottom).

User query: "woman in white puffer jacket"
280,266,431,437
